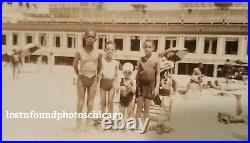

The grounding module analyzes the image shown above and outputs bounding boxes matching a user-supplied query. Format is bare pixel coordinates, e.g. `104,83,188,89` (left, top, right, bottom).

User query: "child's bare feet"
233,94,242,100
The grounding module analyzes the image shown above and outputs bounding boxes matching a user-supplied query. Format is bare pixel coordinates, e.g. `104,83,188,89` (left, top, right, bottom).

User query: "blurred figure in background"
36,55,43,72
48,52,55,73
192,62,204,85
224,59,233,85
183,76,201,100
10,49,20,80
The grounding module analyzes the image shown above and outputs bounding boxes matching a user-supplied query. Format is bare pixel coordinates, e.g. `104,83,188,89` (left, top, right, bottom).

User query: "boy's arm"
97,53,102,75
130,79,137,93
152,58,160,96
73,51,80,76
116,77,126,91
114,61,119,82
136,60,141,81
155,59,160,90
113,61,120,88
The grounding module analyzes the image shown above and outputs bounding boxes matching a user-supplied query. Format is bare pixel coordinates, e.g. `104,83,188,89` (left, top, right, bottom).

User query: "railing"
13,9,247,26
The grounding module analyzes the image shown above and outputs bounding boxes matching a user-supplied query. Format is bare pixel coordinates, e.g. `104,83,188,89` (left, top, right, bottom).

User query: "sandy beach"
2,64,248,140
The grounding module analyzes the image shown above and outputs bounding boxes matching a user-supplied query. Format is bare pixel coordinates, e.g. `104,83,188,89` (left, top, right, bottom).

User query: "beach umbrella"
161,47,189,62
160,57,174,72
23,43,41,56
12,47,23,53
15,43,41,57
11,43,41,57
159,47,189,74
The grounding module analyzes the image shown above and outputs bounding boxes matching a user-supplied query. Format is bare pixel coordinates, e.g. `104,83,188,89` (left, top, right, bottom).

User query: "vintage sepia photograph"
2,2,248,141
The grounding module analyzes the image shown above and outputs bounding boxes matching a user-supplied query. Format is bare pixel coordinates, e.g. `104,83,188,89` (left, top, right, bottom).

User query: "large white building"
2,2,248,77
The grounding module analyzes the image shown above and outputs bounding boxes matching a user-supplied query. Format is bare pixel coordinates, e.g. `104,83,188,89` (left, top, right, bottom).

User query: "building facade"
2,3,248,77
49,2,105,16
180,2,248,10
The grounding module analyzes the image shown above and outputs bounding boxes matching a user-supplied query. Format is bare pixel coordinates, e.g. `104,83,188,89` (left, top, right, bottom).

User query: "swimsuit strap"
120,78,125,86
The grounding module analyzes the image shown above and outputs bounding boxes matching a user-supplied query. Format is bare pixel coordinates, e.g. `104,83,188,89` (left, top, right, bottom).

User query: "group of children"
73,30,168,130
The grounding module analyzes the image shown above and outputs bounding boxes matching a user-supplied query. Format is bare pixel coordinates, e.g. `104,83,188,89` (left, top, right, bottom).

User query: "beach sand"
2,64,248,140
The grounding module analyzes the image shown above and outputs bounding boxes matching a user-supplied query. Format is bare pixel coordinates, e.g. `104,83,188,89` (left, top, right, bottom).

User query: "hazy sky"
37,2,181,13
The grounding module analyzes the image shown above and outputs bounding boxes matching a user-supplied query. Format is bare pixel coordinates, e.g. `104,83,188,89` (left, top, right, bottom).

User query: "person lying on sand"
202,81,212,89
211,80,242,91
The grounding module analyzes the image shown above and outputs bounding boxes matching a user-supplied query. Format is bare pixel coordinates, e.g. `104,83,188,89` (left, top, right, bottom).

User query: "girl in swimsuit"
99,41,119,114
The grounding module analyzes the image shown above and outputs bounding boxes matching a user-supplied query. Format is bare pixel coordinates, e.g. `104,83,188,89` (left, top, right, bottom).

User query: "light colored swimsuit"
101,58,118,79
78,48,100,77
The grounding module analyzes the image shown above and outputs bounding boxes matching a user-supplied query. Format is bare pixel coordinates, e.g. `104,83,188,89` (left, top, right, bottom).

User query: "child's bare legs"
119,105,126,118
12,65,18,80
86,78,97,127
143,98,151,119
17,64,20,73
135,97,151,133
76,78,86,130
12,65,16,80
136,96,144,118
16,64,20,78
127,100,134,118
107,88,115,113
100,88,106,113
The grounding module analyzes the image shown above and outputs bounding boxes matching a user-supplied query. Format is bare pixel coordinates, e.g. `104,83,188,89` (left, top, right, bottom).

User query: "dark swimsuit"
136,56,157,100
119,78,134,107
78,74,96,87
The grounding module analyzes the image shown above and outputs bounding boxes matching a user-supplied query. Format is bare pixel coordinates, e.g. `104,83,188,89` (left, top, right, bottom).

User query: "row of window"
2,33,75,49
2,33,247,55
97,36,245,55
178,63,247,77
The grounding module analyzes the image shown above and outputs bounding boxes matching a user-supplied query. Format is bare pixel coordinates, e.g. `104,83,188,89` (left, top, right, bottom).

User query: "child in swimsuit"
192,62,204,85
99,41,119,114
160,69,175,117
136,40,160,119
73,30,102,130
160,69,175,96
11,49,20,80
118,62,136,118
184,76,201,100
